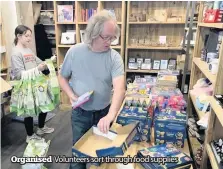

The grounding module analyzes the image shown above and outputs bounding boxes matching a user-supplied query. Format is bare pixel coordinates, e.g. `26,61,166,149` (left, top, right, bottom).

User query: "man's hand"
97,113,115,133
69,94,78,105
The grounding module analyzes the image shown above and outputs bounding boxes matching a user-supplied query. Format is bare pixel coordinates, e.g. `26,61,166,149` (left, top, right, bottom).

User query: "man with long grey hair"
58,10,125,169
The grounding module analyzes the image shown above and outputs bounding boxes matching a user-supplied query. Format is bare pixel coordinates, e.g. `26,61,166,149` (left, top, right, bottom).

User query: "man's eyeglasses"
99,34,117,42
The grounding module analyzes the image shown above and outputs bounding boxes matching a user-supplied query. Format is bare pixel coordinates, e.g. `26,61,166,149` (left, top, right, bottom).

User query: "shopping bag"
22,139,50,169
32,68,55,113
23,70,36,117
16,71,29,116
45,59,60,107
30,68,41,115
10,77,24,113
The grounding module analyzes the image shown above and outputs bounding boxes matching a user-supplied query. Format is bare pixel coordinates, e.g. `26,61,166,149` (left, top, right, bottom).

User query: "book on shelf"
57,5,74,22
81,8,97,22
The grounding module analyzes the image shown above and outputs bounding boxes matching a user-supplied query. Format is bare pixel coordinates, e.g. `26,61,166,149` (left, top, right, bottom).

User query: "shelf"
193,58,216,84
40,10,54,12
189,91,206,120
188,132,201,156
1,67,8,71
47,37,55,40
42,24,55,26
56,22,75,25
129,21,185,25
184,40,195,45
210,96,223,127
181,140,192,158
78,21,122,25
198,22,223,29
127,46,183,50
185,27,197,31
187,132,201,169
126,69,159,73
111,46,121,49
78,22,87,24
58,44,74,48
206,144,220,169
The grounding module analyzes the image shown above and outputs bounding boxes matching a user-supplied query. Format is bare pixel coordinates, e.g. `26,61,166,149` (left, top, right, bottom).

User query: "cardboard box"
0,77,12,94
137,144,192,169
116,104,152,142
154,110,187,148
72,122,139,164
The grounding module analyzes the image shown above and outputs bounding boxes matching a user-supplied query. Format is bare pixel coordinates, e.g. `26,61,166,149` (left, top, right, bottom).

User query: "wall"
16,1,36,54
1,1,36,68
1,1,19,67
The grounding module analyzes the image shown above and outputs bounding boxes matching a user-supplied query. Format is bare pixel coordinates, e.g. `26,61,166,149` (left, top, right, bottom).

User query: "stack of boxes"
117,73,187,148
137,144,192,169
154,109,187,148
116,97,152,142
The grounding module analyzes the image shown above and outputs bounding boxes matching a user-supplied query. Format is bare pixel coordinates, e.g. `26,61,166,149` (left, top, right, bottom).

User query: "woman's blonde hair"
84,10,120,45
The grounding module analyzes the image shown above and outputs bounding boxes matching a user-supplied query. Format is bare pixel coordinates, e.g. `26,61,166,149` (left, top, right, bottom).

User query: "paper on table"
93,126,117,140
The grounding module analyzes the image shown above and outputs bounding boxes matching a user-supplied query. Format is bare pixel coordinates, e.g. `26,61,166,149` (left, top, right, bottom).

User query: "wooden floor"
1,105,72,169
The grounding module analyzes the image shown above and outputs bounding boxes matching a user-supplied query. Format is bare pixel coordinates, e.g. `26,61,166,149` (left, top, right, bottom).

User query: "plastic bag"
16,71,29,116
23,70,36,117
45,59,60,107
22,164,47,169
32,68,55,113
10,75,24,113
22,139,50,169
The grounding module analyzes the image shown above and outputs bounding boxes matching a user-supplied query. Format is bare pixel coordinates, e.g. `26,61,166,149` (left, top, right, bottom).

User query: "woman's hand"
97,113,115,133
37,63,47,71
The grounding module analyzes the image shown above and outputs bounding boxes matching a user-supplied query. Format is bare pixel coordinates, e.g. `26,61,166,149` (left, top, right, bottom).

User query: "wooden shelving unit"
58,44,73,48
98,1,126,58
35,1,56,55
126,69,159,74
53,1,126,104
193,57,216,84
198,22,223,29
0,11,8,80
129,21,185,25
206,144,219,169
40,10,54,12
125,1,187,78
188,2,223,169
189,91,206,120
56,22,75,25
209,96,223,127
127,46,183,50
53,1,76,104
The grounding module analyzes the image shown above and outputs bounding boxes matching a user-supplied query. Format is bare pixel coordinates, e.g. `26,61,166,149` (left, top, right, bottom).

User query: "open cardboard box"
72,122,139,161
